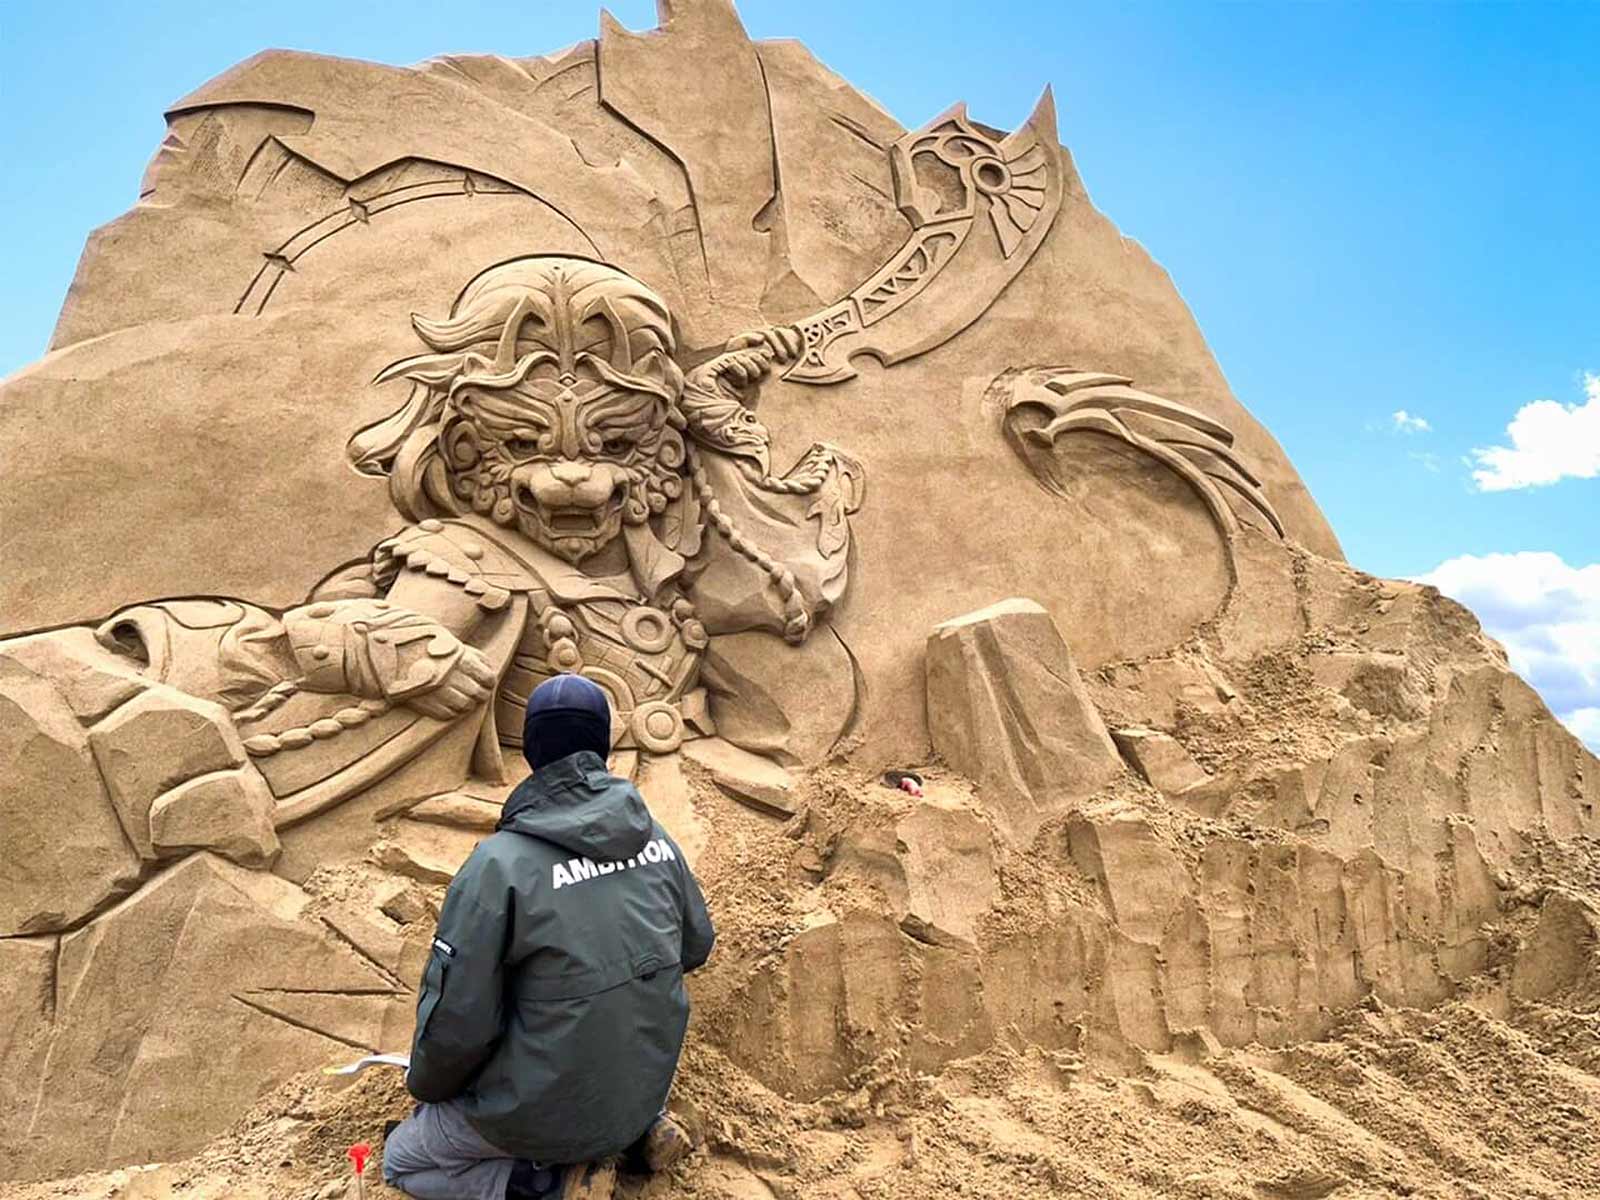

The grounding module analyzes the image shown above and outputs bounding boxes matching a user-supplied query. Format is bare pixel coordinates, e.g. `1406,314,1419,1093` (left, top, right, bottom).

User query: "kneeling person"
384,675,714,1199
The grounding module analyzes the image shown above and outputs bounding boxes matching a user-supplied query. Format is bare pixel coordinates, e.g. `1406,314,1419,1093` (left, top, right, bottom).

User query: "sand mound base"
4,922,1597,1199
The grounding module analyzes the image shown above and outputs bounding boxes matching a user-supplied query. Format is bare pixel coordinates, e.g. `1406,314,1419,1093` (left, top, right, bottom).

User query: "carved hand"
687,325,804,398
283,600,497,719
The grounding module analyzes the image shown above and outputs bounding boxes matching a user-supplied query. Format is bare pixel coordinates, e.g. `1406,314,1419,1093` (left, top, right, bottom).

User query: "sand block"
375,879,434,927
832,789,997,949
1067,800,1191,945
926,598,1123,842
894,799,997,948
23,855,395,1175
149,768,280,867
0,937,58,1140
683,736,797,817
320,902,407,976
1110,727,1210,795
0,626,148,721
638,752,709,868
0,664,141,935
89,684,247,859
405,792,502,833
371,821,481,884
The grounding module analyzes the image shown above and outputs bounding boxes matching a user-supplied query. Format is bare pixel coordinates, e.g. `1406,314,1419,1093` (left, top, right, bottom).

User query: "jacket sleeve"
679,862,716,974
406,852,510,1102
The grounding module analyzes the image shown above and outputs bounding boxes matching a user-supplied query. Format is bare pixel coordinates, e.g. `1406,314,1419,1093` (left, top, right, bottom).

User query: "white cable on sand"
323,1053,411,1077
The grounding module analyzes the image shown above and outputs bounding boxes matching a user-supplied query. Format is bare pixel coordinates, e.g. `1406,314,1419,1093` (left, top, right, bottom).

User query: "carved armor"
367,514,715,755
502,591,712,756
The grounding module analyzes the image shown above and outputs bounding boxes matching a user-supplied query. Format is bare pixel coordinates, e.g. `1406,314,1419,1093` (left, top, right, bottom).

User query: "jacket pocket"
416,949,449,1037
516,946,681,1003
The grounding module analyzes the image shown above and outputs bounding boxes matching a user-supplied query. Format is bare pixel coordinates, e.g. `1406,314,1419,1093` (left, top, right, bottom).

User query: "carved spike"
1153,432,1264,490
1015,84,1057,150
1038,378,1237,446
1036,372,1134,402
1029,408,1132,446
989,205,1024,259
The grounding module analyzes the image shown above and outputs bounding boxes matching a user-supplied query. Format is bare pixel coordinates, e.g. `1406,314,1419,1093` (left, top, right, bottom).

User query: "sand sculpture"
3,0,1597,1190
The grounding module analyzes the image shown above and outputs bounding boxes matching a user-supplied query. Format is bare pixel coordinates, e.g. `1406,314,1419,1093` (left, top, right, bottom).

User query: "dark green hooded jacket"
405,751,715,1164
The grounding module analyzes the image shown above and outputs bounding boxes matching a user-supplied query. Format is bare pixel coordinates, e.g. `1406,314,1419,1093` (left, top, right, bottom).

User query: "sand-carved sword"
776,88,1064,386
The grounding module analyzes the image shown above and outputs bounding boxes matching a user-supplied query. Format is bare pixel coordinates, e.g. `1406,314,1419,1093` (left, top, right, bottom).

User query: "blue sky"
1,1,1596,745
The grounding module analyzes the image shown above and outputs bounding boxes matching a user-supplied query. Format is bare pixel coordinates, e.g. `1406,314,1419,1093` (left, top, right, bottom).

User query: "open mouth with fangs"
544,507,606,535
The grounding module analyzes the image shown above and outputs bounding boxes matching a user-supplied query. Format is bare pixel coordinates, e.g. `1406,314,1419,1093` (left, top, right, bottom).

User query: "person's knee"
382,1110,428,1183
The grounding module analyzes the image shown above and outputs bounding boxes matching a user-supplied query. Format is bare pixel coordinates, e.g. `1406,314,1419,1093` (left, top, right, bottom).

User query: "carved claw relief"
996,367,1286,541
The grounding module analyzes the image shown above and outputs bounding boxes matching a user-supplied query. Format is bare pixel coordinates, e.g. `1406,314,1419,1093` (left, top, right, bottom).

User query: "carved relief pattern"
0,9,1432,1186
235,163,565,317
855,228,964,324
3,257,871,843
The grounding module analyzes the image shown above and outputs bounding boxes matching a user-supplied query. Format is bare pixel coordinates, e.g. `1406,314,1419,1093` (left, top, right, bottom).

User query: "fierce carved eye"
504,437,542,459
600,433,634,457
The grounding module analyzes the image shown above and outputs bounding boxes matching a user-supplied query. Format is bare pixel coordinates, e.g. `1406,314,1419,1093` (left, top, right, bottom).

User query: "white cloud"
1566,708,1600,749
1408,450,1441,473
1416,551,1600,753
1470,373,1600,491
1392,410,1432,434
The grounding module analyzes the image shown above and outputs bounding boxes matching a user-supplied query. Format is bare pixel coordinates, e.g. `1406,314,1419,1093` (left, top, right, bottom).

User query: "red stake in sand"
348,1142,371,1199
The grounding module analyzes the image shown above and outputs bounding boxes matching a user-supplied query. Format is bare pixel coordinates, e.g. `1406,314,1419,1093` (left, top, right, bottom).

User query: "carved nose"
549,461,592,487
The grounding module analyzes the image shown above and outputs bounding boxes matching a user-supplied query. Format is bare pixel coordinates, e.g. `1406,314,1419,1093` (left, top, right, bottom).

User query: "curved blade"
782,88,1064,385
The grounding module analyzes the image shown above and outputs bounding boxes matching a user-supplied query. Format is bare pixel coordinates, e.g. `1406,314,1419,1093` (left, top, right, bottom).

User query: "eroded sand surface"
5,764,1598,1200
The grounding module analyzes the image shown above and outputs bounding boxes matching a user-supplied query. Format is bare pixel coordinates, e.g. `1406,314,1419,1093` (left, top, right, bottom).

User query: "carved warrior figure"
93,256,863,828
0,93,1078,875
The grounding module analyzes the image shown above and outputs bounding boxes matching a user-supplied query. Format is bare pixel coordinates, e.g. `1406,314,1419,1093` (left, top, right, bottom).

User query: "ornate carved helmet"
348,257,690,524
376,255,683,404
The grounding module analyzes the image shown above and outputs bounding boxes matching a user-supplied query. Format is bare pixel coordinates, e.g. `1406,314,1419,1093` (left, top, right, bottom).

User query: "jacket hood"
498,750,653,860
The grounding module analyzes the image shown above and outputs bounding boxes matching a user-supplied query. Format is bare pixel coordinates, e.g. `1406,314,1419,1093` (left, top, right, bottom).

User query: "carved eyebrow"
465,389,556,431
578,389,658,429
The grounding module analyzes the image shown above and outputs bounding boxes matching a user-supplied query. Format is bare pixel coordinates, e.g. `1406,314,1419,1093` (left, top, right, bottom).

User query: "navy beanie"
522,673,612,770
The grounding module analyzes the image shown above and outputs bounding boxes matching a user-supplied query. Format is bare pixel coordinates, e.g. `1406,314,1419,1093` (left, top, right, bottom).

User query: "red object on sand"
348,1142,371,1174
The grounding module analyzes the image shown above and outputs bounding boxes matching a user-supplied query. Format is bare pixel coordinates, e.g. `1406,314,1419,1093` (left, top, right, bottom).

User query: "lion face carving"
443,378,684,563
349,256,691,563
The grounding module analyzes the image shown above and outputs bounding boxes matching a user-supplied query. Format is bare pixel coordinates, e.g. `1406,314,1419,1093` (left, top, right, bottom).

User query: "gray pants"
382,1098,526,1200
